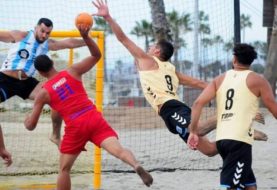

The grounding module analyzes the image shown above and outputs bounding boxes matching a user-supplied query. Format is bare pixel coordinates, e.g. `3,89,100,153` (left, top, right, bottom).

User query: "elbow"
192,99,202,109
24,121,36,131
25,124,35,131
25,125,35,131
95,51,101,62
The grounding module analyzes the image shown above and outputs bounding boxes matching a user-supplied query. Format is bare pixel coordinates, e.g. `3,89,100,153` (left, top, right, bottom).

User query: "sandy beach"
0,108,276,190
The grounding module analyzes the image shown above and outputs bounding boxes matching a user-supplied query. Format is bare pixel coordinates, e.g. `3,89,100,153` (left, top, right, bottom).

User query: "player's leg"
57,153,79,190
197,136,218,157
100,136,153,187
197,115,268,141
253,129,268,141
197,115,217,136
28,81,43,100
29,81,63,146
50,110,62,146
245,186,257,190
0,72,23,103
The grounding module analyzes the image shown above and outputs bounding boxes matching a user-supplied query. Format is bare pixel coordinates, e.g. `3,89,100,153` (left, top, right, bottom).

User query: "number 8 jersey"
139,56,180,113
216,70,259,145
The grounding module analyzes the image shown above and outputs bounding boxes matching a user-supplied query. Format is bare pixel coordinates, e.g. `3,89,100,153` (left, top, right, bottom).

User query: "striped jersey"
216,70,259,145
139,56,180,113
1,30,49,77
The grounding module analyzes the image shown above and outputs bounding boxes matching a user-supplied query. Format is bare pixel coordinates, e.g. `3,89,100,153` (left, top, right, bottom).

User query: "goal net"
0,0,235,176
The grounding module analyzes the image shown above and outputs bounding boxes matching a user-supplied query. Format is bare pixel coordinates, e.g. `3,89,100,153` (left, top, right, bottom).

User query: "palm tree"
252,41,268,61
198,11,211,78
201,38,213,80
264,1,277,95
130,20,154,51
166,10,192,71
223,39,234,71
93,17,112,34
213,35,224,62
240,14,252,42
148,0,171,41
198,11,211,40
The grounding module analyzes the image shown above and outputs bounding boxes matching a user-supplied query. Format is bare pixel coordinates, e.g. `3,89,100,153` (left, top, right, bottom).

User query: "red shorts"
60,110,118,154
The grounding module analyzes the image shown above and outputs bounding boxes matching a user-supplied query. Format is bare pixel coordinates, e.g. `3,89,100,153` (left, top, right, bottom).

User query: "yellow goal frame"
51,30,104,190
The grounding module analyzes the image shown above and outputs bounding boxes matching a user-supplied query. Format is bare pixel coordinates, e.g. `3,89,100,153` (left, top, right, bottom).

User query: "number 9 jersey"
138,56,180,113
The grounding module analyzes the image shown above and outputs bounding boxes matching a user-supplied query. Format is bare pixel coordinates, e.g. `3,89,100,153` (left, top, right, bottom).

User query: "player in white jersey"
0,18,86,152
188,43,277,189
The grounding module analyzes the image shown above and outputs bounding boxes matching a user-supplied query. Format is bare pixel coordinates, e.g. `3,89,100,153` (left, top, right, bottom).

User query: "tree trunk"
148,0,172,41
264,0,277,96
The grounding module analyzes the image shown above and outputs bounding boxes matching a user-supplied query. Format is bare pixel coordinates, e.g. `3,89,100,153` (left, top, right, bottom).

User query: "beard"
35,36,46,44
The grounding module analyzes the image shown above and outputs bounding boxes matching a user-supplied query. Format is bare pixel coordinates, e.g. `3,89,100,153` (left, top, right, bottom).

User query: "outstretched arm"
176,71,208,89
48,38,86,51
0,30,27,43
69,25,101,77
0,126,12,167
24,90,50,131
92,0,156,70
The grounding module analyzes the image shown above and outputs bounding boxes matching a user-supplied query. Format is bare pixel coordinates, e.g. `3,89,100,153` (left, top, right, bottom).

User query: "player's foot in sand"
254,129,268,141
135,166,153,187
49,135,60,147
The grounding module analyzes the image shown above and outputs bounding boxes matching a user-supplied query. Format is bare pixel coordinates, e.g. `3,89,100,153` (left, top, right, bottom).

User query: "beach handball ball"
75,12,93,28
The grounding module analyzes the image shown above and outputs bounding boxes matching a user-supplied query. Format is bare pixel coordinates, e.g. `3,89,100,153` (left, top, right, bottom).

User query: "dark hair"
233,43,257,65
156,39,174,61
37,18,53,27
34,55,53,72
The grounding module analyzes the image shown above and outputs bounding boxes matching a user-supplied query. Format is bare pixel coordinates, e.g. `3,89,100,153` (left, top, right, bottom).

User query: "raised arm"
0,30,27,43
68,25,101,78
24,89,50,131
92,0,155,70
187,79,217,149
48,38,86,51
176,71,208,89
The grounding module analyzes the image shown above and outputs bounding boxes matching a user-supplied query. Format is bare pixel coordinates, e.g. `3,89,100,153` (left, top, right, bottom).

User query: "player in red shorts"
24,25,153,189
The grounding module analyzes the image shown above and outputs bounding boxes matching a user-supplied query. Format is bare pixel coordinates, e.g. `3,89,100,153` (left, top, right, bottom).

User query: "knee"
59,163,72,173
205,150,218,157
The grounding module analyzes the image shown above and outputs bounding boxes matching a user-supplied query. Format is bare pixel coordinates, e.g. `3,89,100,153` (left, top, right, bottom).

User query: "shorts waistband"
1,70,28,80
69,105,94,120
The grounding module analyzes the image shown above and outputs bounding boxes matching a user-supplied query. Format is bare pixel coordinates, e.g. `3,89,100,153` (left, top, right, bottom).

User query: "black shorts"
216,140,256,189
159,99,191,142
0,72,39,102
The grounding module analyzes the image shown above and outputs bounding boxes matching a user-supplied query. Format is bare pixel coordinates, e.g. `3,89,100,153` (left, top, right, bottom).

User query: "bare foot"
135,166,153,187
254,129,268,141
49,135,60,147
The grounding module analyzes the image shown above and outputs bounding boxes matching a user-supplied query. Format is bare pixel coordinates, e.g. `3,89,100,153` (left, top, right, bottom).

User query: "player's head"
35,18,53,43
34,54,54,75
147,39,174,61
232,43,257,66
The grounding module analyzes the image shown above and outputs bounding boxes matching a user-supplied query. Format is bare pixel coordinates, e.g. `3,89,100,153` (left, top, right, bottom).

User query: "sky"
0,0,268,69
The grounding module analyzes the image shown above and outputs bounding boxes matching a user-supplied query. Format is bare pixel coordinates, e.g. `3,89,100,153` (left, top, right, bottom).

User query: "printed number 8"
225,88,234,110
